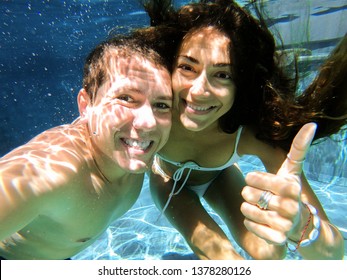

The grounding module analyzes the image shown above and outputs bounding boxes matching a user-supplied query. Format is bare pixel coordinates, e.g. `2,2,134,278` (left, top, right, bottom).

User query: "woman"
138,0,346,259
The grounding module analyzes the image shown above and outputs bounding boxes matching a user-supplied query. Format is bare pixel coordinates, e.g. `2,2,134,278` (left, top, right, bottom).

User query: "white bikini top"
153,126,243,219
156,125,242,171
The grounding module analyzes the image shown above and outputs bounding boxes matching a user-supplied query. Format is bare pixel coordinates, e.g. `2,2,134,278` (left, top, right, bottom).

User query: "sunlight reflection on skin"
84,54,172,175
0,48,172,259
191,221,242,260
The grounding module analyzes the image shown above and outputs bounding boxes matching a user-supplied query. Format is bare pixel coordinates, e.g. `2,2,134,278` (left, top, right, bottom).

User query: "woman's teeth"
187,102,215,111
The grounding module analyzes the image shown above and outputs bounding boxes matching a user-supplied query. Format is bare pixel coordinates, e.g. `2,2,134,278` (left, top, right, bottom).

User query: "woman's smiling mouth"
184,100,217,114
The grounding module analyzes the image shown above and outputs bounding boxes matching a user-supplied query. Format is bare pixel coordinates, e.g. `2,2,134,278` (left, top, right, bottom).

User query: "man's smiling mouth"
121,138,153,151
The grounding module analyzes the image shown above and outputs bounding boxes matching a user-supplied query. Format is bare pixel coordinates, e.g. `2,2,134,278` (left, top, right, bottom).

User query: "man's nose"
132,104,156,131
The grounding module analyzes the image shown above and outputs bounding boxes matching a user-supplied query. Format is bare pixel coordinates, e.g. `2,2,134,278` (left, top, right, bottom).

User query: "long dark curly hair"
137,0,347,150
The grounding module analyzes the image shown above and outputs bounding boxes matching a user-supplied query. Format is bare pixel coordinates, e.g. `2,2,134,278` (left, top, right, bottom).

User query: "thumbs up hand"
240,123,317,245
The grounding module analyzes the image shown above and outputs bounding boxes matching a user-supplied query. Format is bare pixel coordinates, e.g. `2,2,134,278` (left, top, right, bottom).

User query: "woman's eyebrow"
178,55,231,68
213,63,232,68
178,55,199,64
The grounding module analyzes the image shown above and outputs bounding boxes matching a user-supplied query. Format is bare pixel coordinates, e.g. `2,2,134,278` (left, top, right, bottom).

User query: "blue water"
0,0,346,260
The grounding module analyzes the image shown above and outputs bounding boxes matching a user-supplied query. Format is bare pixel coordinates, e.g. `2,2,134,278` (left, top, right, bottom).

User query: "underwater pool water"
1,0,346,260
72,150,347,260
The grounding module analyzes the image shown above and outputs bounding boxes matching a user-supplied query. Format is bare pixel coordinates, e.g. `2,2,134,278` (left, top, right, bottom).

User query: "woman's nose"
189,72,210,96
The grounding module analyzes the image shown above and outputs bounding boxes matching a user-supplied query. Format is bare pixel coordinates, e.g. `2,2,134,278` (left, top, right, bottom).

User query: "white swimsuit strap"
156,126,243,220
158,161,199,220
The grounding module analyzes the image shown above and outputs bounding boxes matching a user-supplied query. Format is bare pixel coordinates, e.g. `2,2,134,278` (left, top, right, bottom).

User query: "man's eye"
154,102,171,111
118,95,135,103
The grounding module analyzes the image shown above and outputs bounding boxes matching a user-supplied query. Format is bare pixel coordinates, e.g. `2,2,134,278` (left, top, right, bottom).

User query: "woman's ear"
77,88,91,123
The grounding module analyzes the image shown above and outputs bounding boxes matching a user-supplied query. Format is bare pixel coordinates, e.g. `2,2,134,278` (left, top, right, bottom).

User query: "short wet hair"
82,33,171,102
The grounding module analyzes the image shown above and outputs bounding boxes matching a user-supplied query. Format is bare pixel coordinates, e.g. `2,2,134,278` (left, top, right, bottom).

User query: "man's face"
83,53,172,174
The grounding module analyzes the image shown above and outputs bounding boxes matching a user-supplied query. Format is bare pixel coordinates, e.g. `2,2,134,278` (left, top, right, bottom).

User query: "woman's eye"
216,72,232,80
177,64,195,72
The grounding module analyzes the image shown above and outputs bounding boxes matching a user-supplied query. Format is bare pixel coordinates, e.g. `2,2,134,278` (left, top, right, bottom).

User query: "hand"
240,123,317,245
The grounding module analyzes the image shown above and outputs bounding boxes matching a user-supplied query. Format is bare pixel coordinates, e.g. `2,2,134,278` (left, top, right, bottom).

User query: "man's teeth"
187,103,215,111
123,139,151,150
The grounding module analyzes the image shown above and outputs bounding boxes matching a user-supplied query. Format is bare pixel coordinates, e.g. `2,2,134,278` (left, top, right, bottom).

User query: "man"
0,34,172,259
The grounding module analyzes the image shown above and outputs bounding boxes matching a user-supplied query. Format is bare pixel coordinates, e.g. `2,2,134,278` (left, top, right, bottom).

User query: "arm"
0,134,79,241
0,153,48,241
240,123,344,259
204,164,287,259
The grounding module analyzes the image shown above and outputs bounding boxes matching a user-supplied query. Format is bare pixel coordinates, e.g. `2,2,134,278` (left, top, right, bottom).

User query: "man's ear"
77,88,91,123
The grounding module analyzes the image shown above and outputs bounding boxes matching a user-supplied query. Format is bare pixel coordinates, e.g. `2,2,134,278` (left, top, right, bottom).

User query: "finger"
241,202,294,233
243,218,286,245
277,122,317,176
241,186,276,209
241,186,299,216
245,171,301,199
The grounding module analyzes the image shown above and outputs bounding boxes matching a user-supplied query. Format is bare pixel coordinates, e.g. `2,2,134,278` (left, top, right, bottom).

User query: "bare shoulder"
0,123,89,193
0,123,92,240
237,126,263,155
238,126,286,173
3,123,87,157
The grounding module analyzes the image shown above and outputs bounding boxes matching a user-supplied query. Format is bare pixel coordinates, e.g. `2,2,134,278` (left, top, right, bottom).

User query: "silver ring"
286,153,305,164
256,191,273,210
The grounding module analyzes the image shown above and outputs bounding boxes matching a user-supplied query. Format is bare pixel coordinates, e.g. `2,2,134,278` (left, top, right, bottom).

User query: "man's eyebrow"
156,95,172,101
114,86,143,94
178,55,231,68
114,87,172,99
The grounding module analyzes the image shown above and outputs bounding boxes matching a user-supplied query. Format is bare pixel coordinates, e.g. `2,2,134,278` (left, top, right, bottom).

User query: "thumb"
277,122,317,176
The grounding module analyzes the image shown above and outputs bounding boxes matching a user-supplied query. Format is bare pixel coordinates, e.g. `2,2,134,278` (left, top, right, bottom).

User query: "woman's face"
172,26,236,131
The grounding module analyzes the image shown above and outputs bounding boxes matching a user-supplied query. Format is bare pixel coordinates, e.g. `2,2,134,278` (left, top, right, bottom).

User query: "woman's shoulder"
238,125,286,171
